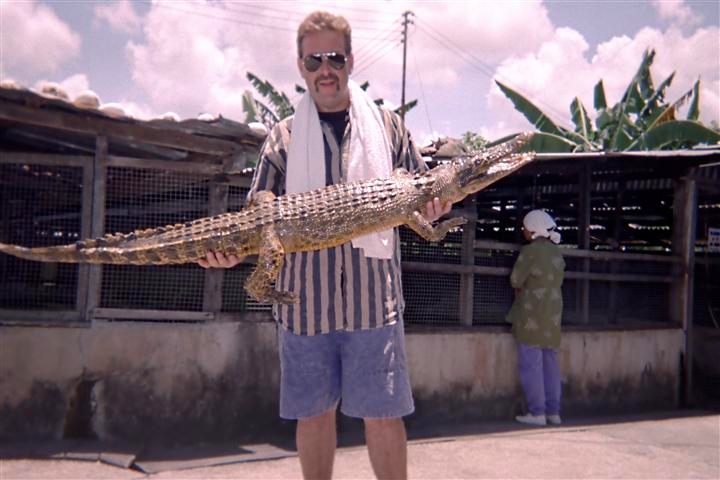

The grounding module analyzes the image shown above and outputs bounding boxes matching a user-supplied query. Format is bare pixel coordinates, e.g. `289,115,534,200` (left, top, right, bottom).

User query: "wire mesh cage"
100,167,209,311
0,151,709,329
472,274,514,324
0,162,83,310
399,225,463,264
401,271,461,326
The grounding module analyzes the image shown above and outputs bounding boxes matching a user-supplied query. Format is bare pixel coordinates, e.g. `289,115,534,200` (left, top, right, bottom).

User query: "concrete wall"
407,328,683,424
0,322,683,443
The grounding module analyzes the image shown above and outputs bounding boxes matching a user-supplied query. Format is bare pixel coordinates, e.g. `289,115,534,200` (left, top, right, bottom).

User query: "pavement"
1,410,718,479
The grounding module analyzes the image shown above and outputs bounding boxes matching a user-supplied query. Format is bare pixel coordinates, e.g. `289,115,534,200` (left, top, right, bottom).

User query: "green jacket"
506,237,565,348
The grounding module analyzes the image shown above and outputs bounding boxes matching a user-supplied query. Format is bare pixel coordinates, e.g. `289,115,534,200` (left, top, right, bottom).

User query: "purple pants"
517,342,561,416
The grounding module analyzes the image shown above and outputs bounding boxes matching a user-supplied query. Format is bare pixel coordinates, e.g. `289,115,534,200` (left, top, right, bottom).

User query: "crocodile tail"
0,242,103,263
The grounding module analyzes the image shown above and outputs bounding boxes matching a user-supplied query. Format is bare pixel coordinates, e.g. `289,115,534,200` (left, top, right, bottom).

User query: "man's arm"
199,122,289,269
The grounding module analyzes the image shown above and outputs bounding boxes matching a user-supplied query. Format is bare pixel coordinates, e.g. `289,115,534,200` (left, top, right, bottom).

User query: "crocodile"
0,132,535,304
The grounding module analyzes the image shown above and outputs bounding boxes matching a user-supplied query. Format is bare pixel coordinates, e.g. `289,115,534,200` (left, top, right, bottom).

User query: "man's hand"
198,251,244,269
423,197,452,222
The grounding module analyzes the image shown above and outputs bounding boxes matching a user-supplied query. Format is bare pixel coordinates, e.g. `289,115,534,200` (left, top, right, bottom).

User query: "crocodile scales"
0,132,535,304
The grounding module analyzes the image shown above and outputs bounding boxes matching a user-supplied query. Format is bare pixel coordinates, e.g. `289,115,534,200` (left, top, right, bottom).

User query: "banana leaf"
606,105,636,151
246,72,294,119
486,131,578,153
495,80,563,136
686,79,701,121
594,80,607,110
241,91,260,124
634,49,656,100
626,120,720,150
571,97,593,139
640,71,675,119
529,132,582,152
485,132,521,148
646,82,700,130
395,99,417,117
624,81,645,115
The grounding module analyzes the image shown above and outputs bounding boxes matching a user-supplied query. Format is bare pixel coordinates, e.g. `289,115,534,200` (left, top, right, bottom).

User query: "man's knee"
363,416,404,432
298,407,336,428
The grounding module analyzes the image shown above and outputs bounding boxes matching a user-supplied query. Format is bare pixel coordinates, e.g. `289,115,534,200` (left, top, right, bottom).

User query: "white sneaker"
547,414,562,425
515,414,547,426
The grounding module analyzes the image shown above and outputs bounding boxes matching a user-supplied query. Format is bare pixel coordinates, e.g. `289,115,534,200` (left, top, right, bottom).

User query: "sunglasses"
302,52,347,72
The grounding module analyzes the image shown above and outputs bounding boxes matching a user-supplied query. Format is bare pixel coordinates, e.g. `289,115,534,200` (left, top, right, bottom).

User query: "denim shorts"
277,321,415,420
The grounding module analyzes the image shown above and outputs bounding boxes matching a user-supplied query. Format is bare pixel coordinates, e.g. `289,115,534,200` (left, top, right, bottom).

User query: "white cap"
523,209,561,244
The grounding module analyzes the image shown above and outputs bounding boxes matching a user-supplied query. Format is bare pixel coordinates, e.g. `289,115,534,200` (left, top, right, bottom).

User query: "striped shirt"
247,107,427,335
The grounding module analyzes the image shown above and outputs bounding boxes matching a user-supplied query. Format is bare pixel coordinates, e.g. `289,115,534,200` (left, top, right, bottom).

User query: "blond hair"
296,11,352,58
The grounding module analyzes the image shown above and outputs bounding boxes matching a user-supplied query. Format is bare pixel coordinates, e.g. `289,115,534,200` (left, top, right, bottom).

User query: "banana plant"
243,72,298,127
243,73,418,129
492,49,719,152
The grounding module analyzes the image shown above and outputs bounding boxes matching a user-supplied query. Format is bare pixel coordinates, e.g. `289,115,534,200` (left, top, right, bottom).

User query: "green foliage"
244,72,296,127
461,131,488,150
242,72,418,128
495,49,719,152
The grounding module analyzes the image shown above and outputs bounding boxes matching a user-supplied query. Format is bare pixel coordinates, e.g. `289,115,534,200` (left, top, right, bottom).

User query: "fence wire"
100,167,208,311
0,163,82,310
0,159,708,329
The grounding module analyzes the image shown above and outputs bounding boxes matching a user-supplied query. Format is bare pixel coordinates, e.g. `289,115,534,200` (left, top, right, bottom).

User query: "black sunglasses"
302,52,347,72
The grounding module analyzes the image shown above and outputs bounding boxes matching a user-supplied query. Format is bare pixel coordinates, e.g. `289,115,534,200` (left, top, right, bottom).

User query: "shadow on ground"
1,407,717,474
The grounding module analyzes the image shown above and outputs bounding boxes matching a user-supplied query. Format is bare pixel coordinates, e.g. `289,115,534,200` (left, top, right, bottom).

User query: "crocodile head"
456,132,535,195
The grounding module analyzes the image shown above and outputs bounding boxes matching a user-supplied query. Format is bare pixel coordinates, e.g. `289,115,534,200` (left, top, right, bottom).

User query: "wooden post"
80,136,108,321
459,196,478,326
577,161,591,324
672,172,697,405
202,182,229,314
607,180,626,324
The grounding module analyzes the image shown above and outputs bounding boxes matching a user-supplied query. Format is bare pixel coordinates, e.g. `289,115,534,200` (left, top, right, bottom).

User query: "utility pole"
400,10,414,120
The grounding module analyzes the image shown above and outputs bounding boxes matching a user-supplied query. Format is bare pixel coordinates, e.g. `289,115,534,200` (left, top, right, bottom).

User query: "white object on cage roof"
39,82,70,101
156,111,180,122
197,112,217,121
73,90,101,109
0,79,23,90
248,121,268,135
99,102,127,118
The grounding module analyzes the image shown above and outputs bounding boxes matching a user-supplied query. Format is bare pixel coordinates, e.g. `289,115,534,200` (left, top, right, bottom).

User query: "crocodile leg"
406,211,468,242
244,224,297,304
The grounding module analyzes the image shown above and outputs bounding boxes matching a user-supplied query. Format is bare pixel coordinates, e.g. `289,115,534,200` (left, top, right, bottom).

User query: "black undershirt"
318,110,349,145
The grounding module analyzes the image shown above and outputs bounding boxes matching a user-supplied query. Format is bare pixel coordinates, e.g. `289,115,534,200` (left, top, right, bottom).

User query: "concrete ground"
1,410,718,479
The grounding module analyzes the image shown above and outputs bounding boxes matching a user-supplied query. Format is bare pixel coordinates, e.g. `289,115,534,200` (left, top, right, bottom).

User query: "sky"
1,0,718,146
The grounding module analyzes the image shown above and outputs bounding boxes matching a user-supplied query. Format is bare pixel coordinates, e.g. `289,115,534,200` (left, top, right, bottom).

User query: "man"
200,11,450,479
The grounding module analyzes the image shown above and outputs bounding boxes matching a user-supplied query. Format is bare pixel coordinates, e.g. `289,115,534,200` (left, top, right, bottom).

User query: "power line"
414,16,570,123
409,31,434,134
222,2,401,31
353,36,402,77
149,2,392,39
151,2,297,33
353,17,402,57
353,24,402,71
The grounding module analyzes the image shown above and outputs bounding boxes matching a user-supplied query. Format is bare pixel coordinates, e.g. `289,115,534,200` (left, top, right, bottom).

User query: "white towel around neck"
286,80,394,259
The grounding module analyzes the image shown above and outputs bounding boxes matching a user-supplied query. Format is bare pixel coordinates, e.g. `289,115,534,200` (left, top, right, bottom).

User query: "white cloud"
480,22,720,139
94,0,142,36
123,1,556,124
126,1,299,120
67,0,715,138
652,0,702,28
355,1,554,107
0,0,81,78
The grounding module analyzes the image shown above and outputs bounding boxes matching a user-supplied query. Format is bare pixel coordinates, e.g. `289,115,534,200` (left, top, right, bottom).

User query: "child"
507,210,565,426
